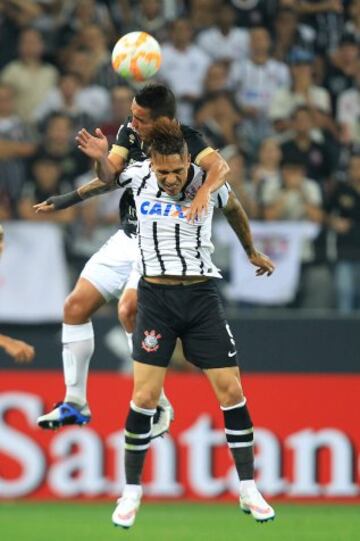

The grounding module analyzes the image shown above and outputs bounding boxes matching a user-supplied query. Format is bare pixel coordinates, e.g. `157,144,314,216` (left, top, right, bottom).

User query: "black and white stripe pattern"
175,223,187,275
124,401,155,453
195,225,205,275
221,399,254,450
153,221,166,274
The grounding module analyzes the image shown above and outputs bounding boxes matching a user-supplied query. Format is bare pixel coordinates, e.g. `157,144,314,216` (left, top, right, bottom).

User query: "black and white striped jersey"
117,159,230,278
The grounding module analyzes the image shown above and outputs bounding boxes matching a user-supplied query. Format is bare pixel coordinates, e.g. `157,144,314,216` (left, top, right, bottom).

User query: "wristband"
47,190,82,210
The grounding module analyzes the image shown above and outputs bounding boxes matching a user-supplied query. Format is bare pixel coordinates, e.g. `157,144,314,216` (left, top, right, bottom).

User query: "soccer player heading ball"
111,119,275,528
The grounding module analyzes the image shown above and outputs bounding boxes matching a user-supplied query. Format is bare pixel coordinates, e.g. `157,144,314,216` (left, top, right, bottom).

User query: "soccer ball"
111,31,162,82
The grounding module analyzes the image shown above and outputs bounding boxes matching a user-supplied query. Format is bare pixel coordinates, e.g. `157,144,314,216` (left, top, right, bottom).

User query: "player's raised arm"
75,127,126,184
222,191,275,277
187,150,230,222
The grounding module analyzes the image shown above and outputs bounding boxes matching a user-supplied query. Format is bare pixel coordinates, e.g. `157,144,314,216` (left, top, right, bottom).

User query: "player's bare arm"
188,150,230,222
33,175,120,214
223,191,275,277
76,128,124,184
0,334,35,363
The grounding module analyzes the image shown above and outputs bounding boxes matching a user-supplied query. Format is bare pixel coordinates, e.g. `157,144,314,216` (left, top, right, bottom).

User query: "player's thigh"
80,231,136,301
64,277,106,323
181,281,239,370
204,366,244,406
132,279,178,368
131,360,167,408
118,268,140,322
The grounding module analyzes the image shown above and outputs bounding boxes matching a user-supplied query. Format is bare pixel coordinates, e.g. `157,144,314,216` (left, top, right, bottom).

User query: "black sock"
222,399,254,481
124,401,155,485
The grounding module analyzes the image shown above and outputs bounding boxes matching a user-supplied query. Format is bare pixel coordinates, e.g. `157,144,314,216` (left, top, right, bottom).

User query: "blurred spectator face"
66,50,96,85
259,138,282,167
293,108,312,135
0,85,15,117
349,0,360,21
78,25,107,52
111,87,134,122
218,5,236,32
18,29,44,62
282,163,306,189
250,28,270,58
32,160,62,193
338,41,359,63
291,61,312,84
140,0,162,19
46,116,72,146
59,74,81,102
171,19,193,49
349,155,360,184
274,9,297,40
203,62,228,93
75,0,96,23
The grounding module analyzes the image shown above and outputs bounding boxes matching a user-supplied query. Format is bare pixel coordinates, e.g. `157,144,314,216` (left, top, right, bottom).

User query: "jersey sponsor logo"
140,201,188,219
141,330,162,352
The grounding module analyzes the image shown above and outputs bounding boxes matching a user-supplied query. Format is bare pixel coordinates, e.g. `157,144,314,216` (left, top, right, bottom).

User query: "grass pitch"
1,502,359,541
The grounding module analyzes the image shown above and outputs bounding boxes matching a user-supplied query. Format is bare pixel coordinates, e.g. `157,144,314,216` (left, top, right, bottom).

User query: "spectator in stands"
128,0,169,42
188,0,218,33
221,145,259,219
327,153,360,313
345,0,360,41
0,27,58,123
32,72,94,132
270,48,331,133
261,156,331,308
194,91,242,149
229,0,278,28
251,137,282,196
196,3,249,63
34,113,90,186
337,61,360,145
324,33,359,115
272,7,315,63
100,85,134,146
295,0,344,53
280,105,335,186
0,82,36,220
229,26,290,155
18,157,75,224
61,49,110,122
202,61,230,95
159,17,211,123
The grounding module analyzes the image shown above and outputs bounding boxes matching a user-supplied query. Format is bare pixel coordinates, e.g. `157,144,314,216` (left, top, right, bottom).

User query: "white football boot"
112,485,142,529
37,402,91,429
240,482,275,523
151,392,174,439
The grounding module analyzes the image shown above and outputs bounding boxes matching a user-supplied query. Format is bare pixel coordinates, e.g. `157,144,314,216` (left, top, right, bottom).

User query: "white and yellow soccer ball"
111,31,162,82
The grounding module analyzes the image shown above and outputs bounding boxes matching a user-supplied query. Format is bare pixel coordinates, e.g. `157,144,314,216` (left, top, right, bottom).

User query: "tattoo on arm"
77,177,118,200
223,193,255,257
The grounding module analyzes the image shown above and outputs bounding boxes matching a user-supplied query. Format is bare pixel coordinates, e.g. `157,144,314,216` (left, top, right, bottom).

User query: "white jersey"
117,160,230,278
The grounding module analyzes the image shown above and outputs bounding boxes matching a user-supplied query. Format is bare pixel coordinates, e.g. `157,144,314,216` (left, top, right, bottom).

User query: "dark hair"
149,119,187,157
135,83,176,119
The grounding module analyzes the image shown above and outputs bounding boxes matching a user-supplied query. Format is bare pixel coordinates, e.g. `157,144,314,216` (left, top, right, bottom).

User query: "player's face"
131,99,154,141
151,152,191,196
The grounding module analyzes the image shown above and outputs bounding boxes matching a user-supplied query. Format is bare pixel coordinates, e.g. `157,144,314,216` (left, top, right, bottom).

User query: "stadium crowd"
0,0,360,312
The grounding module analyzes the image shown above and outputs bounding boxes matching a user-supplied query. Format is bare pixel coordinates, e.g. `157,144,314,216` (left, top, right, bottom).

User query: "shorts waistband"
142,277,212,289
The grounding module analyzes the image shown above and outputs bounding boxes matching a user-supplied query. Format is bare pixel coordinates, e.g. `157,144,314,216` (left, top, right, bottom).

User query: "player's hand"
249,250,275,277
186,185,210,223
76,128,109,160
33,200,55,213
4,338,35,363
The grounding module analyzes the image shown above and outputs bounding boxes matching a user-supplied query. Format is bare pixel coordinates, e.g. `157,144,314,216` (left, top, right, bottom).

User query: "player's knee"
64,292,91,324
118,298,136,329
132,387,159,410
218,379,244,408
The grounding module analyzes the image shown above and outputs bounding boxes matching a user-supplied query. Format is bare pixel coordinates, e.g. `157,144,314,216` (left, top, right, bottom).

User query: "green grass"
1,502,359,541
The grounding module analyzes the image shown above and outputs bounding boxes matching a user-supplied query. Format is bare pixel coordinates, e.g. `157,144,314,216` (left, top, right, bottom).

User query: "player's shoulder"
118,159,151,186
180,123,203,140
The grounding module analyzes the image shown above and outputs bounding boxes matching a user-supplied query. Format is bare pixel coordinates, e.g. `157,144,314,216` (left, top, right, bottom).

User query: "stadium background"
0,1,360,539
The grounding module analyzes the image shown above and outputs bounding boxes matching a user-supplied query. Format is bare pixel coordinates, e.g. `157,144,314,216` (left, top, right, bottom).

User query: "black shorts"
133,278,239,369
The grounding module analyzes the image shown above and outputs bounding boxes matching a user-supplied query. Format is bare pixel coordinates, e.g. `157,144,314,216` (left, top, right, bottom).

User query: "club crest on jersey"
142,330,162,352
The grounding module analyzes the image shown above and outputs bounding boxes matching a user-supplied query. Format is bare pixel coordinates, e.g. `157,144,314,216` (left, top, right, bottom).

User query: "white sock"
62,322,94,406
240,479,256,494
125,332,133,354
123,484,143,499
